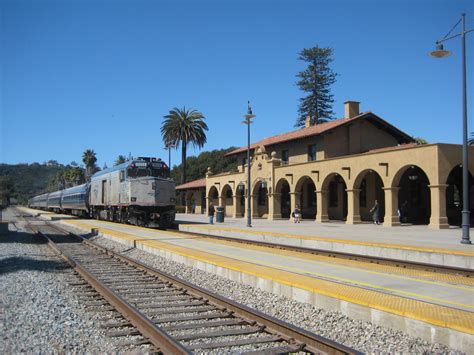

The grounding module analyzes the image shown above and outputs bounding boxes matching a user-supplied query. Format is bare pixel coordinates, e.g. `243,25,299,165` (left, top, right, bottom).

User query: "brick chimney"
305,115,312,128
344,101,360,119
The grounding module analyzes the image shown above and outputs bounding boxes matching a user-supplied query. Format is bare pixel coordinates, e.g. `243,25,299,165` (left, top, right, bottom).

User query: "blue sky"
1,0,473,168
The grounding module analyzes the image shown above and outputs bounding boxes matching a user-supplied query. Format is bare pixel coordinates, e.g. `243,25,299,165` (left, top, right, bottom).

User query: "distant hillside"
0,163,66,204
170,147,238,184
0,147,239,204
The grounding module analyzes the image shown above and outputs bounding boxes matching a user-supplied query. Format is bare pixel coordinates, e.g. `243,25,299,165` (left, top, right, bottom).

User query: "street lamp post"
164,143,175,169
430,13,473,244
242,101,255,228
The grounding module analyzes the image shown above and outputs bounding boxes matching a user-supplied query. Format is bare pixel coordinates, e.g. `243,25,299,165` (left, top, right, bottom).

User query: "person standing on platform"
370,200,380,225
293,205,302,223
208,203,215,224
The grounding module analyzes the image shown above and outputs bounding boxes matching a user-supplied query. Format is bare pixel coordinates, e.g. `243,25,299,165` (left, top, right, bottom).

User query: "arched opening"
235,183,246,217
185,190,197,214
275,178,291,219
295,176,316,219
446,165,474,226
355,170,385,222
325,174,347,221
221,184,234,217
253,180,268,218
208,186,219,211
397,166,431,225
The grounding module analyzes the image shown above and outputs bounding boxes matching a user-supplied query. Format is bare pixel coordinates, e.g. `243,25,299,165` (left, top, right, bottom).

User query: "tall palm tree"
161,107,208,184
82,149,97,179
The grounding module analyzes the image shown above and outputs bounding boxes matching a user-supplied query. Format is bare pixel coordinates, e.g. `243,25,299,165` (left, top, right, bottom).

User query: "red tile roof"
175,178,206,190
226,112,413,156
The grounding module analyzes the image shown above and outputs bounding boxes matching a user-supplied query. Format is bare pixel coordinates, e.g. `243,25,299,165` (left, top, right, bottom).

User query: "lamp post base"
461,210,471,244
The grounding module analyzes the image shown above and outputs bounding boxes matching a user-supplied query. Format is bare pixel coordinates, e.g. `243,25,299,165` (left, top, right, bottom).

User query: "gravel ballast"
0,210,150,353
84,228,461,354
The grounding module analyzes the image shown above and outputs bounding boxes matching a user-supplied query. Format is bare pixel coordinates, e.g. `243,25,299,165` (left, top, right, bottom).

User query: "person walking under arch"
208,203,215,224
370,200,380,225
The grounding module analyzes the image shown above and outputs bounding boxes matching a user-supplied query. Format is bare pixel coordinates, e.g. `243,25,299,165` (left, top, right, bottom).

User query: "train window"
119,170,125,182
127,161,169,179
150,162,170,178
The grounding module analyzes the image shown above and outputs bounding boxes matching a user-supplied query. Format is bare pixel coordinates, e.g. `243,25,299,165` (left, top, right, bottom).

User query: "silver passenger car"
47,190,62,210
28,193,49,209
61,184,88,215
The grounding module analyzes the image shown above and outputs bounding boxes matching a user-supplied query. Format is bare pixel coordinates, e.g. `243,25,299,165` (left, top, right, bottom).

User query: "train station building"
176,101,473,229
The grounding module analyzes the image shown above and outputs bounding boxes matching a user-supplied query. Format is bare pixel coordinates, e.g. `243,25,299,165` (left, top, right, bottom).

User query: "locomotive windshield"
127,161,170,179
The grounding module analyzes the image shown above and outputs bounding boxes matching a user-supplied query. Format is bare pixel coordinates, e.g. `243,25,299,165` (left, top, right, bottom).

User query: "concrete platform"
51,217,474,352
177,214,474,269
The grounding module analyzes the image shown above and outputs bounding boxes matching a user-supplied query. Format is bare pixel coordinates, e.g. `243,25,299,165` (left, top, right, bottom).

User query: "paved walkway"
176,213,474,252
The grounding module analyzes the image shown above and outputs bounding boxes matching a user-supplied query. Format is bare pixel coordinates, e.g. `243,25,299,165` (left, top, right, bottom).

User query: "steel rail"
25,221,190,355
23,205,472,276
170,229,474,277
51,226,360,354
83,241,359,354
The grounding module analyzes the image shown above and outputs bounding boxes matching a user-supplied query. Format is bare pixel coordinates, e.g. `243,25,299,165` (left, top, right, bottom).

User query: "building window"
281,150,289,164
242,157,247,169
360,179,367,207
308,144,317,161
329,181,338,207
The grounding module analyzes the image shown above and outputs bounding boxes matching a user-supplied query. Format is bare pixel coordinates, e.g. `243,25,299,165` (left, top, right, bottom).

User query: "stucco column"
289,192,301,217
232,195,239,218
197,190,204,214
428,184,449,229
269,193,281,220
346,189,362,224
252,194,260,218
316,190,329,222
218,195,224,207
206,197,212,215
382,187,400,227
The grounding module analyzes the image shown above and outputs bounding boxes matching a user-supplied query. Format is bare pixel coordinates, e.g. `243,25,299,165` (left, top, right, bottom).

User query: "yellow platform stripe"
63,219,474,335
180,224,474,257
62,218,474,286
188,234,474,288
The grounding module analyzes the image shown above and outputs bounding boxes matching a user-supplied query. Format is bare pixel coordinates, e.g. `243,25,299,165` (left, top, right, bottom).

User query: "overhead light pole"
242,101,255,228
430,13,473,244
164,143,175,169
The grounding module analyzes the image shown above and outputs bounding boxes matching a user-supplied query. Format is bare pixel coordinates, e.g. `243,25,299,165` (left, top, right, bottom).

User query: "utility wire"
443,18,461,39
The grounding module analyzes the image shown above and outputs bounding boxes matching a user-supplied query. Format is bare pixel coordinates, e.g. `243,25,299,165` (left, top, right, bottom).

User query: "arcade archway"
354,170,385,222
396,166,431,225
295,176,316,219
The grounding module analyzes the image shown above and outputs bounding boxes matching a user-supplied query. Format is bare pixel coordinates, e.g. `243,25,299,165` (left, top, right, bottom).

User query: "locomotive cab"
89,157,176,228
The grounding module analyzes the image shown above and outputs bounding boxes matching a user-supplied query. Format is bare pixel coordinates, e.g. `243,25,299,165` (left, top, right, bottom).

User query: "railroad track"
169,228,474,278
17,210,359,354
25,207,473,277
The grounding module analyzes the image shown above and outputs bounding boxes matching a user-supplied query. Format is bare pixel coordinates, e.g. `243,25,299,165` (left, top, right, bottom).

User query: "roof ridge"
226,112,371,156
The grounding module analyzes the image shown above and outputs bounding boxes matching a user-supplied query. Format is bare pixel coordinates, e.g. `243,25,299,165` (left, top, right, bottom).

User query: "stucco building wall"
200,143,473,229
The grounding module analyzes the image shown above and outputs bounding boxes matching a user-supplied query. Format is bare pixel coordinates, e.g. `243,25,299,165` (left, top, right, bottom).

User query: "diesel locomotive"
28,157,176,228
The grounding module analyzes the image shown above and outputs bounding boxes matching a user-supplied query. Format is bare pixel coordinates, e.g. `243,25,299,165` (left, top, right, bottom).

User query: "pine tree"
295,46,337,127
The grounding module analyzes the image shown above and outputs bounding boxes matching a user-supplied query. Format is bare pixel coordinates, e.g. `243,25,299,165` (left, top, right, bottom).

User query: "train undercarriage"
90,205,175,229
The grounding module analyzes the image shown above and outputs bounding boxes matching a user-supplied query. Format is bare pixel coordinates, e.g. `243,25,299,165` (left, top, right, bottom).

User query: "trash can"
216,206,225,223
